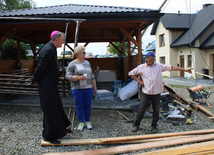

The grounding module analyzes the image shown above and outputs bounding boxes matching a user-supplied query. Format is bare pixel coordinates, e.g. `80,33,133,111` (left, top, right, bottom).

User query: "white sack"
117,80,138,101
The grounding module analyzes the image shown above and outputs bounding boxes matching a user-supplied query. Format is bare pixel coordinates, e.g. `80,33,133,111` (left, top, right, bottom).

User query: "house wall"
155,20,214,79
155,22,171,77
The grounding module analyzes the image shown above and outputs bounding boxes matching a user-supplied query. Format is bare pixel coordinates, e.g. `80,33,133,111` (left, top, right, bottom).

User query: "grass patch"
168,84,188,89
168,84,214,91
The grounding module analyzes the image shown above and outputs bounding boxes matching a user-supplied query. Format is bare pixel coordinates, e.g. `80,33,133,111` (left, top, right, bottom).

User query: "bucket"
189,85,203,92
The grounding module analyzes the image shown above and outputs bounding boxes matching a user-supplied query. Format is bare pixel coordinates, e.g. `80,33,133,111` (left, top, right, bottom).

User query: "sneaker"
131,124,139,132
85,121,92,130
77,123,84,131
151,126,157,133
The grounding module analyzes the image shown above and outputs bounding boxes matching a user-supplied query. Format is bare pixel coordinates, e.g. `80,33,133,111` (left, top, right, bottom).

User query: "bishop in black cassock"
31,31,71,144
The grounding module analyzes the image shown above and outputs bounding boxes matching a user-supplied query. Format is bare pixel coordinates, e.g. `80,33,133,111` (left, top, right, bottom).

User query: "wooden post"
137,25,142,65
128,39,131,72
121,41,124,81
17,40,21,63
62,22,70,97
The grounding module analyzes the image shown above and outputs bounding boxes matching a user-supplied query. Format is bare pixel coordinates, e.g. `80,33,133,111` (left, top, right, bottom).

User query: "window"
187,55,192,67
159,34,165,47
160,57,165,64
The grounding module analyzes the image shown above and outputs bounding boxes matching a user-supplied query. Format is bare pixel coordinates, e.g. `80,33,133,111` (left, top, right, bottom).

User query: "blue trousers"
72,88,93,123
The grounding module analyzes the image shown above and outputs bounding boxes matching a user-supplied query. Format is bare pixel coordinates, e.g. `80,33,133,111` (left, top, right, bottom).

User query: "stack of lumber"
164,83,214,117
0,69,70,96
41,129,214,155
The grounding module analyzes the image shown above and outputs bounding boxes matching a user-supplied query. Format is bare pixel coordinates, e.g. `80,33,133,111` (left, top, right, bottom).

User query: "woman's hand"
79,75,87,80
93,87,97,94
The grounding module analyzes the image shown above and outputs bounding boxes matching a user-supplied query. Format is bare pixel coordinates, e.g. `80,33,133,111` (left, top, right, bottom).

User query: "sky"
34,0,212,56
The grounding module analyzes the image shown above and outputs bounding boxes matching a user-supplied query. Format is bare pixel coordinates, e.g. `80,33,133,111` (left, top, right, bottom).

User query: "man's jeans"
134,92,160,127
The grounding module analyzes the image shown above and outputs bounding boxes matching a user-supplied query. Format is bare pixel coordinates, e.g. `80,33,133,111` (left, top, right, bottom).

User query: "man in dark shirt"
32,31,71,144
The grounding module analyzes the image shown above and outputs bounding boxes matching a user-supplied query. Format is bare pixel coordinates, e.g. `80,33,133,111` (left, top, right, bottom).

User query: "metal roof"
171,4,214,48
199,32,214,49
150,13,196,35
0,3,160,17
0,3,163,44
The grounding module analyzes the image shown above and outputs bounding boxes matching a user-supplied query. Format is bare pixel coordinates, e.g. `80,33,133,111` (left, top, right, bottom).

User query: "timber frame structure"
0,4,163,96
0,3,163,65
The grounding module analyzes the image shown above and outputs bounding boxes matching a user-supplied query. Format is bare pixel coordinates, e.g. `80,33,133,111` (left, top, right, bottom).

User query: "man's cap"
50,30,59,39
145,52,155,58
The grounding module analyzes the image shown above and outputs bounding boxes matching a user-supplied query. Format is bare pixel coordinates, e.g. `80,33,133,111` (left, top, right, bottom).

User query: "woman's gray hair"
51,32,65,41
74,46,85,57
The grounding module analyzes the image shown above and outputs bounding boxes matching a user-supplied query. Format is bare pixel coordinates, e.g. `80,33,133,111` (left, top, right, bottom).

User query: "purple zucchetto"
50,30,59,39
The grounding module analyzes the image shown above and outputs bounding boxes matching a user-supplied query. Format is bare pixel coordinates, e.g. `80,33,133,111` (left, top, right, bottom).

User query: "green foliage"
2,39,28,60
146,43,151,49
0,0,36,11
109,42,128,56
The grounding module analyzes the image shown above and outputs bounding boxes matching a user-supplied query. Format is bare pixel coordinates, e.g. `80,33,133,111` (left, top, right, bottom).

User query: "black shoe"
131,124,139,132
66,127,72,133
151,126,157,133
45,139,61,144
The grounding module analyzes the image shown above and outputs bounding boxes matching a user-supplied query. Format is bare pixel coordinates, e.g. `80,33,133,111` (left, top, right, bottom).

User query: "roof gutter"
0,16,86,22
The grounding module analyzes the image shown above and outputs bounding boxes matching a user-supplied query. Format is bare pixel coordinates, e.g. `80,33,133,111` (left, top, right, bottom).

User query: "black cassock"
32,41,71,141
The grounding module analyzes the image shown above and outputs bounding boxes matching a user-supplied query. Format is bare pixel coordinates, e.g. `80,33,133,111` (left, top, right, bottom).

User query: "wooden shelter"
0,4,163,96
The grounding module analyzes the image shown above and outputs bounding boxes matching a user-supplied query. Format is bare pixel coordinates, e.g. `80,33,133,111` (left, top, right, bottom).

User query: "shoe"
151,126,157,133
66,127,72,133
85,121,92,129
45,139,61,144
77,122,84,131
131,124,139,132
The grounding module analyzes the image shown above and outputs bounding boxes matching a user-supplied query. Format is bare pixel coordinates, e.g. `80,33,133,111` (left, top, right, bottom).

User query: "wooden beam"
120,27,139,47
139,142,214,155
41,135,193,146
66,43,74,52
195,71,213,79
137,24,142,65
42,133,214,155
84,42,89,47
127,40,131,72
190,101,214,117
0,31,11,44
99,129,214,143
13,35,35,44
17,40,21,63
109,42,121,53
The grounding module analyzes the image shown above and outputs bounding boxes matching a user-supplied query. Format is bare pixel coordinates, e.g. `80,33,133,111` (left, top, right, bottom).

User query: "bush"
2,39,28,60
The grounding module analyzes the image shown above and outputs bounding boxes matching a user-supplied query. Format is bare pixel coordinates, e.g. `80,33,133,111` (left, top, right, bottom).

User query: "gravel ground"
1,88,214,155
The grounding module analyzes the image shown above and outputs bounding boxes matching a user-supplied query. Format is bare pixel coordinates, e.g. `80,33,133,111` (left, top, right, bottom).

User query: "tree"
146,43,151,50
2,39,28,60
109,42,129,57
0,0,36,60
0,0,36,11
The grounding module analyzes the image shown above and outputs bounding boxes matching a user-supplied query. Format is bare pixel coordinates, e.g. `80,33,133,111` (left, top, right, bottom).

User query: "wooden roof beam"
120,27,139,47
109,42,122,54
12,35,35,44
0,30,11,44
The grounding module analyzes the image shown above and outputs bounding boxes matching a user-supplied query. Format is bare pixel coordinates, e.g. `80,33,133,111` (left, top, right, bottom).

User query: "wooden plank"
41,133,214,155
195,71,213,79
139,145,214,155
190,101,214,117
99,129,214,143
137,140,214,155
41,135,193,146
